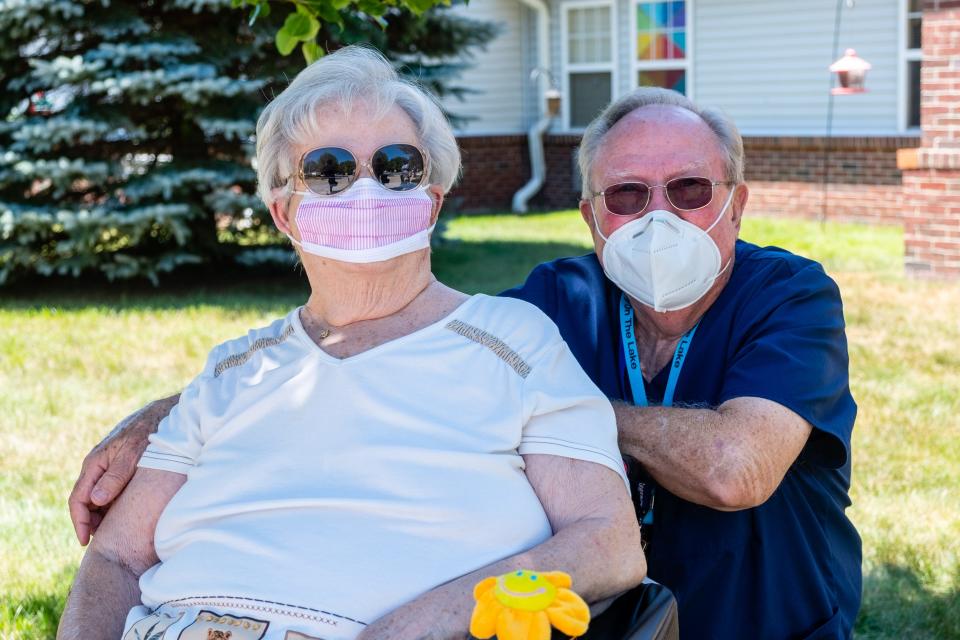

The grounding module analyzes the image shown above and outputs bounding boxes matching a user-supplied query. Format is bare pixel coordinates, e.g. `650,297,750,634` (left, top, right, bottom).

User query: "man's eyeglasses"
294,144,429,196
593,177,734,217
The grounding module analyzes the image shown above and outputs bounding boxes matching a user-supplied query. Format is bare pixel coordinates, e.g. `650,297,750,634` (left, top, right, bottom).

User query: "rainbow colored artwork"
636,1,686,60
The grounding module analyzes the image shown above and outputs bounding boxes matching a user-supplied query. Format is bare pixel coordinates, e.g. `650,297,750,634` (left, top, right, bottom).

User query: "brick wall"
896,0,960,279
744,136,911,226
449,135,528,212
452,133,913,225
539,135,583,209
902,169,960,277
921,0,960,150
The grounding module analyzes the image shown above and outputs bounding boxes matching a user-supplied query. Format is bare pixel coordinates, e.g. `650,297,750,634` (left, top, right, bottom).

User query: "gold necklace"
300,307,332,340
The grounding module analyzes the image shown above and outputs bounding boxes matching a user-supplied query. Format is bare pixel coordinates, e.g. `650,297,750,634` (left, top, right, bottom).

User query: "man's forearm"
148,394,180,424
616,402,737,508
70,392,183,545
107,394,180,443
614,397,811,510
57,549,142,640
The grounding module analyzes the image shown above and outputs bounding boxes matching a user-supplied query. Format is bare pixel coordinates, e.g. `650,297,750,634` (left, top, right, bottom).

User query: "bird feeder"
545,88,561,118
829,48,872,94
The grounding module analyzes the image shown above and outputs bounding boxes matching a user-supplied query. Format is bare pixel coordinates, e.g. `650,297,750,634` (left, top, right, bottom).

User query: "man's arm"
68,394,180,545
58,468,186,640
356,454,645,640
615,396,812,511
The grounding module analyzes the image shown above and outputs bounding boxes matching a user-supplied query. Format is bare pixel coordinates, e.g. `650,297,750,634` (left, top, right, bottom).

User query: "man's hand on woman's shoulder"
68,394,180,545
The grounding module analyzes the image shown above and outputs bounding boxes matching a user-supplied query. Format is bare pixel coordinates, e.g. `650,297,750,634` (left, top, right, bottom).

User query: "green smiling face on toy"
493,570,559,612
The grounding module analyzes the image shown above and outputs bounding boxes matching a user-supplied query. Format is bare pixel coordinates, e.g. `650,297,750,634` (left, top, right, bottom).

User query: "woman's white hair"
255,45,461,206
578,87,744,198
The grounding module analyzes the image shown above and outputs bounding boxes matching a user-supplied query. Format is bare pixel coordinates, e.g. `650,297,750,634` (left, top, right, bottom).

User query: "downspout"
512,0,554,213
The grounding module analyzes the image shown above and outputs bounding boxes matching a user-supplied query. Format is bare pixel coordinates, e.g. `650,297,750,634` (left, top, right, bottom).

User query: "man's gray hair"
255,45,461,206
577,87,744,198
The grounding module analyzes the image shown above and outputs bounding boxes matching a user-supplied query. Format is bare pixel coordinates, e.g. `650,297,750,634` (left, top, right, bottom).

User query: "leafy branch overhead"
232,0,453,63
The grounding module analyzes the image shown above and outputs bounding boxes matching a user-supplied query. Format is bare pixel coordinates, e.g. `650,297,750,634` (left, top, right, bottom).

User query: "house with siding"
441,0,925,227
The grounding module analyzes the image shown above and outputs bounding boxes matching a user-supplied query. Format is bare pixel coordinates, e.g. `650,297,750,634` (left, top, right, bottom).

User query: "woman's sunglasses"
296,143,429,196
593,177,734,216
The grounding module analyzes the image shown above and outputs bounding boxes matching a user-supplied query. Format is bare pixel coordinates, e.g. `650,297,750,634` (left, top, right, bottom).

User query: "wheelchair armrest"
558,579,678,640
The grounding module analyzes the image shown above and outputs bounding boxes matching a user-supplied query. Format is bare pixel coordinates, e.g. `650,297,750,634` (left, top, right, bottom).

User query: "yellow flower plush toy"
470,570,590,640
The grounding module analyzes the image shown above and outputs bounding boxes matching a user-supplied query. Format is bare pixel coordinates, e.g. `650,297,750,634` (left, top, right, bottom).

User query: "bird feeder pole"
822,1,871,226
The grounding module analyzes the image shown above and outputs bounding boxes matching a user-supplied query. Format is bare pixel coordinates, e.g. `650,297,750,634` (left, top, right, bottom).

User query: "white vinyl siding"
443,0,534,135
693,0,902,135
449,0,907,137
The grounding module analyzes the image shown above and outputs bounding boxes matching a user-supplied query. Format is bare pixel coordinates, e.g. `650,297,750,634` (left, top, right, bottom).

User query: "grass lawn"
1,211,958,639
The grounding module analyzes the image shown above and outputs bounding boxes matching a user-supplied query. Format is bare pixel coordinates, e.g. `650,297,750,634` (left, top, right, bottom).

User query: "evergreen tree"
0,0,496,284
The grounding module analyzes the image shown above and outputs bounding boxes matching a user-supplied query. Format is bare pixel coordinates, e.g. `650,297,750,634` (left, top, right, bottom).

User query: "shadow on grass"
856,563,960,640
0,263,309,312
432,239,590,295
0,239,591,310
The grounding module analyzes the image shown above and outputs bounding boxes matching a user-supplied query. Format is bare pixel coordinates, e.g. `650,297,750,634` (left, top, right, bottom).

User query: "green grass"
1,211,958,639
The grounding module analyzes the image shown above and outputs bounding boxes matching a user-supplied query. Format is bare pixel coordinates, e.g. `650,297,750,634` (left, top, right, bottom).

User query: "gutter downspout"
512,0,553,213
512,105,554,213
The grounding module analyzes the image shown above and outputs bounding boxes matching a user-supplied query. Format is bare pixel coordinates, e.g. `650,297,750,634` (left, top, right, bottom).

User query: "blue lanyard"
619,293,698,407
619,294,698,528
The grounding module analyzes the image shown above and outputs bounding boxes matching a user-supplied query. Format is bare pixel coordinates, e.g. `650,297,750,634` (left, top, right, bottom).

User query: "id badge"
624,455,656,545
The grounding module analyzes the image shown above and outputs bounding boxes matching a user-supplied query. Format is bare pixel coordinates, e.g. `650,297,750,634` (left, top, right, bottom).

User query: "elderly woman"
57,46,644,640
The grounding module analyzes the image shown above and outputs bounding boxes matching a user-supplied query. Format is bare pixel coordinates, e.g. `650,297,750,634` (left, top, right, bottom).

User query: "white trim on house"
560,0,619,131
516,0,552,120
899,0,922,133
629,0,695,99
898,0,906,132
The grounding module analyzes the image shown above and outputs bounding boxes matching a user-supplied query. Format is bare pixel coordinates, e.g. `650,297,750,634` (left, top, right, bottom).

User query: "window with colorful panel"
635,0,688,95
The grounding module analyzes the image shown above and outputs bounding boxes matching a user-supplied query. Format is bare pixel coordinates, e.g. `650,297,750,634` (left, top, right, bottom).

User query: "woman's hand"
68,394,179,545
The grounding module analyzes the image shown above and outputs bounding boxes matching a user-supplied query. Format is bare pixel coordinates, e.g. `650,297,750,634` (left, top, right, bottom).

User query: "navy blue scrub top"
502,240,862,640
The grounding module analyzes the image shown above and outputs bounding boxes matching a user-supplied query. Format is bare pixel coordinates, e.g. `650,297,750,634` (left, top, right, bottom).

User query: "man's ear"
579,198,595,229
730,183,749,231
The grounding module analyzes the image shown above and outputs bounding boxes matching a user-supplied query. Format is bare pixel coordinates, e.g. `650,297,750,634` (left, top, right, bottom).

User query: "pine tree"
0,0,496,284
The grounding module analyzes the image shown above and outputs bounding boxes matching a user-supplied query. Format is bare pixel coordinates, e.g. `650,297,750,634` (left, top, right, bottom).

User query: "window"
633,0,690,95
904,0,922,129
563,2,616,129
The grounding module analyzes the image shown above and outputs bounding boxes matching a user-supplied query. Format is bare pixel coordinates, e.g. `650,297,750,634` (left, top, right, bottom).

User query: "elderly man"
70,88,860,639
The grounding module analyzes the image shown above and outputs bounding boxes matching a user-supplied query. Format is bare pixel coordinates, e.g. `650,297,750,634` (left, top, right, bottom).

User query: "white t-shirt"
134,294,627,640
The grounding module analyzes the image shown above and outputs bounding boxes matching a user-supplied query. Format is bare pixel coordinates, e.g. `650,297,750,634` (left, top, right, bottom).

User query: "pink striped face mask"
287,178,435,263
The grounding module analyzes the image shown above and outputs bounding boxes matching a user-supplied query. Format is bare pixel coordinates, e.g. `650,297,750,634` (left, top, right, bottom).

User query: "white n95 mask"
595,187,736,312
287,178,435,264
